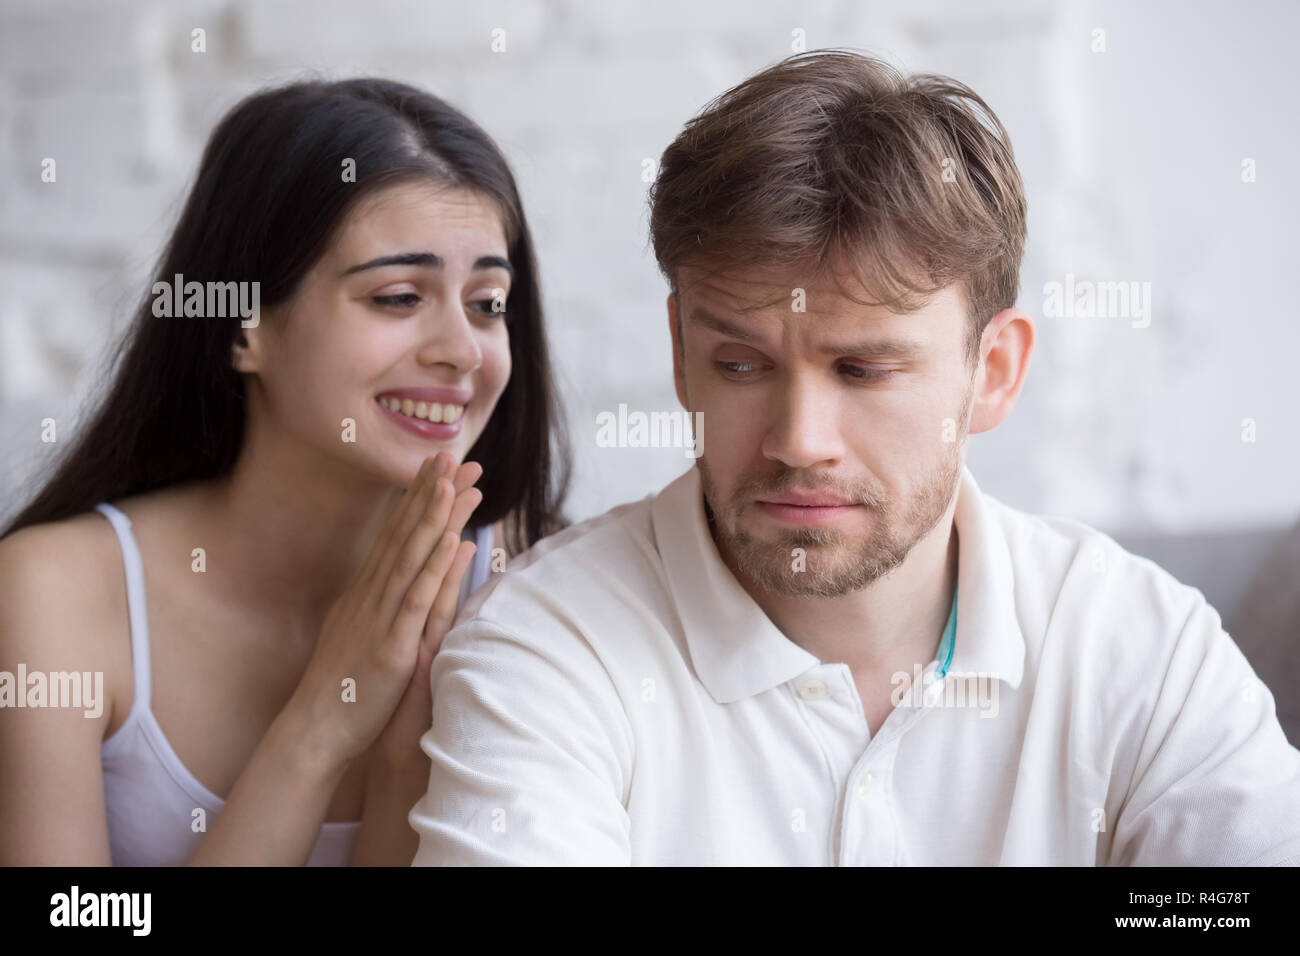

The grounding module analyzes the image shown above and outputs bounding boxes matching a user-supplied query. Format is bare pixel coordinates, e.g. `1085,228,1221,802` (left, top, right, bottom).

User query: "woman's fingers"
382,482,482,656
378,480,482,630
356,453,446,591
451,459,483,495
390,530,462,647
424,539,478,653
353,455,434,588
372,538,478,774
382,471,481,611
443,486,484,542
297,456,482,766
355,454,475,593
384,453,453,562
368,457,452,593
377,475,456,618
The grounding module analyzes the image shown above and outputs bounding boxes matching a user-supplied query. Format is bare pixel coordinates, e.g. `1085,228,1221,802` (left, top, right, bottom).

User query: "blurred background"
1,1,1296,733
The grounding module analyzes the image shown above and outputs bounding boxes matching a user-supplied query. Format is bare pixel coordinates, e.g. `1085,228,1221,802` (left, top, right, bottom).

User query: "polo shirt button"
797,678,827,700
856,772,874,798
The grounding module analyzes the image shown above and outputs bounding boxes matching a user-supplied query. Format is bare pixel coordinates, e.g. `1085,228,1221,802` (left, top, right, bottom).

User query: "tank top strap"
454,523,496,610
471,522,495,587
93,502,152,713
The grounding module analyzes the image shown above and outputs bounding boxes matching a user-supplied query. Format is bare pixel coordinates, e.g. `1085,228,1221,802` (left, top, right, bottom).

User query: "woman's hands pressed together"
289,451,483,773
180,451,484,866
373,455,486,775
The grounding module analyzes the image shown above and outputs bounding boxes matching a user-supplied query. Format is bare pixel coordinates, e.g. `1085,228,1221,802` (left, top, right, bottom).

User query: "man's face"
669,265,976,598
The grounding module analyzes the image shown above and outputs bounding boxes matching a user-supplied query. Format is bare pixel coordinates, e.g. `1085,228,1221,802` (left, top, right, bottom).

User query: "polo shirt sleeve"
408,616,634,865
1109,595,1300,866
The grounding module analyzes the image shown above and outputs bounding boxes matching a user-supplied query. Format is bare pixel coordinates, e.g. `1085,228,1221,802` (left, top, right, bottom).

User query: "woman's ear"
231,318,268,373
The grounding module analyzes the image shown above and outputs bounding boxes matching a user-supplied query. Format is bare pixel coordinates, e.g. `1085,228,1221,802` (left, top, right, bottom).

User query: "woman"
0,78,569,865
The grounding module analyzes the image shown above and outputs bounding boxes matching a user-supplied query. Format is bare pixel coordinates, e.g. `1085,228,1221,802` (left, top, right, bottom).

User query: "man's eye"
840,364,894,381
716,360,762,374
372,293,421,309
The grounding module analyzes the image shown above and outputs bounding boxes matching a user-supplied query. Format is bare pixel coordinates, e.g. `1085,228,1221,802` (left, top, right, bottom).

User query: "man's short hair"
648,49,1028,368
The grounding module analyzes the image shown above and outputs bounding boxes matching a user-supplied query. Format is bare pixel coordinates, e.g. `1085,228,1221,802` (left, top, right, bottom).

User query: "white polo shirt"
410,464,1300,866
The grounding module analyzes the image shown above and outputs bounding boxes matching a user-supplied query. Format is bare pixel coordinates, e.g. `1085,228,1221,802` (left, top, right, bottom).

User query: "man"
409,50,1300,865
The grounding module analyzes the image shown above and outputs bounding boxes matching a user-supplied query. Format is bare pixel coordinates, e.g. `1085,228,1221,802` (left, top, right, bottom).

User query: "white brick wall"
1,0,1296,539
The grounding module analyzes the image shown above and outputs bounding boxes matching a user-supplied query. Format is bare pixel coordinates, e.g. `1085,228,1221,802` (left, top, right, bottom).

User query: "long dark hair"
2,77,570,554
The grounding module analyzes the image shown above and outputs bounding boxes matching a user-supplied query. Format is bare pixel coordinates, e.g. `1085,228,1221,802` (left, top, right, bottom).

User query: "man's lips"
754,491,863,525
758,491,857,507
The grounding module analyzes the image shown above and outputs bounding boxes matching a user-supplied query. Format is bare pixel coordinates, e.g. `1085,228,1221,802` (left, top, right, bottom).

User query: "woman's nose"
416,302,482,373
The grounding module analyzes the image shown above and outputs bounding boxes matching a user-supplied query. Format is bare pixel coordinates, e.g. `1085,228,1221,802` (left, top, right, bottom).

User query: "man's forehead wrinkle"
696,292,780,315
695,280,835,316
694,292,894,332
684,262,953,325
741,293,787,313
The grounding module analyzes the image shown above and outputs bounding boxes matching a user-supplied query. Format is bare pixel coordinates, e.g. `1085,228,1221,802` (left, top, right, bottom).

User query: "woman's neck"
184,424,404,637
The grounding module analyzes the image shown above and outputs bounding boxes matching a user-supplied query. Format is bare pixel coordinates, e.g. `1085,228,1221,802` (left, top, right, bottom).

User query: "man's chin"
729,534,880,598
736,514,843,547
744,562,875,599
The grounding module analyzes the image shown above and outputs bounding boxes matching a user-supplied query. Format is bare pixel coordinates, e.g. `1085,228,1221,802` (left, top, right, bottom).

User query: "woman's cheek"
485,332,512,399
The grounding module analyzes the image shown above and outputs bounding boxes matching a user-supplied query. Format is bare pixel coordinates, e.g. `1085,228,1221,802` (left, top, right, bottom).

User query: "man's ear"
968,308,1034,435
667,292,689,410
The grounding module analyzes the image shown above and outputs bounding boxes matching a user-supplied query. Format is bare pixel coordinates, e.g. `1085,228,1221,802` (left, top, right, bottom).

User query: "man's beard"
699,391,970,599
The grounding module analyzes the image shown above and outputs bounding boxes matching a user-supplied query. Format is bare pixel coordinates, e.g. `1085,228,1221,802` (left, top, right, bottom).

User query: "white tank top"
94,500,497,866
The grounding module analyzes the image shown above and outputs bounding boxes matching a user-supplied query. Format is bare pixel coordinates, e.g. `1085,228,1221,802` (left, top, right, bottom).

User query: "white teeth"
379,396,465,423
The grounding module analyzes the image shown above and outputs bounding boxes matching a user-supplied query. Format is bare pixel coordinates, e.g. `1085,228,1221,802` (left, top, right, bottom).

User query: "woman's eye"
469,298,508,317
372,293,421,309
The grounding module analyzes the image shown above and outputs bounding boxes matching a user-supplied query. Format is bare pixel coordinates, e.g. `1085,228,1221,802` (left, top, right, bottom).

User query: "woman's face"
241,181,514,489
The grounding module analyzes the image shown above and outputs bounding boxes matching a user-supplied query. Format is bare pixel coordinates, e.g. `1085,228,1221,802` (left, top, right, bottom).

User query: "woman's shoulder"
0,508,124,608
0,484,196,638
0,481,196,570
0,506,138,725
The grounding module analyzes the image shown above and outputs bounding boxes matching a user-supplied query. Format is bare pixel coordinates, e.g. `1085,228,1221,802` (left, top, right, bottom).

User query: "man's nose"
759,377,844,469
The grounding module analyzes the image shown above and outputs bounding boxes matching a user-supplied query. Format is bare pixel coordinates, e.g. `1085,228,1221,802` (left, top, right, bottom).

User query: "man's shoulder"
449,491,668,642
433,491,680,732
987,492,1222,651
1005,495,1204,586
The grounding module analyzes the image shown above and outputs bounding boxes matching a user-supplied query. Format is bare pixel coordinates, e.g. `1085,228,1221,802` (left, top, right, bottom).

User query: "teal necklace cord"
935,586,958,679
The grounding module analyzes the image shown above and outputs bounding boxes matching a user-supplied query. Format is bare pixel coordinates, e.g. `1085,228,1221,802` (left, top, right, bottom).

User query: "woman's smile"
375,393,467,440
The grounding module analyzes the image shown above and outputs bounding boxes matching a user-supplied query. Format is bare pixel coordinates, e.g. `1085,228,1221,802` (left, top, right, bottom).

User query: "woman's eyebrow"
339,252,514,279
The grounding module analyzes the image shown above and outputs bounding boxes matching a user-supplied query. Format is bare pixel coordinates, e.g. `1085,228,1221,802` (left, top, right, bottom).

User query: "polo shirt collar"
947,466,1026,689
650,463,1025,704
